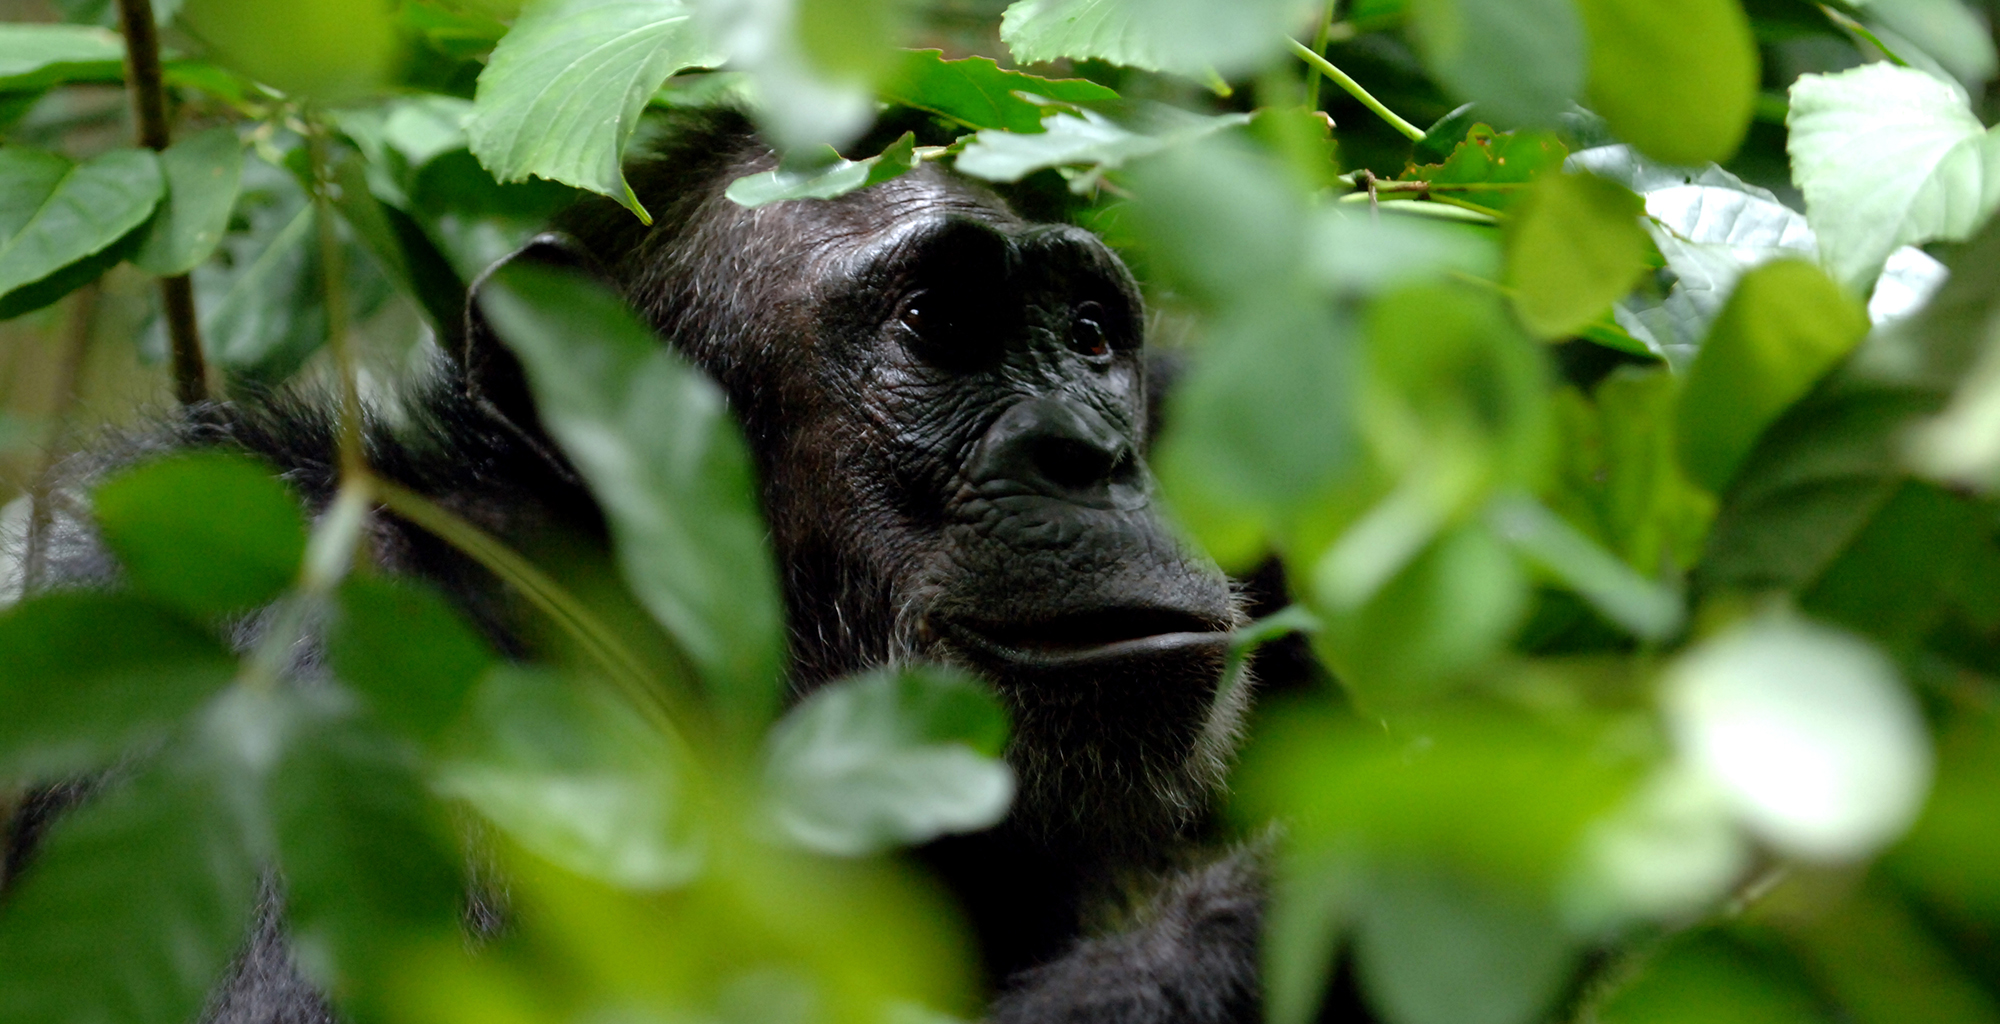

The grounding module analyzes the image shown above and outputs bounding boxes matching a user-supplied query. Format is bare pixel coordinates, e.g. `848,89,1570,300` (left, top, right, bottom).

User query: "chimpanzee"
6,109,1265,1024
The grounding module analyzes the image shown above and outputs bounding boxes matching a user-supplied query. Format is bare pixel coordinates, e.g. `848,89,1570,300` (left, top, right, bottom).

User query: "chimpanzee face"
613,162,1243,846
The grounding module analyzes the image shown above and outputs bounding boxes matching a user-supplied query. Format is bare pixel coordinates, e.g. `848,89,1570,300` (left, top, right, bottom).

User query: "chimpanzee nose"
966,397,1149,509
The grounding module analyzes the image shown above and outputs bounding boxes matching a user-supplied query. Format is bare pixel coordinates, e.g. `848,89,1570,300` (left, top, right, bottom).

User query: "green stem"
1287,38,1425,141
371,477,698,746
1305,0,1339,109
305,114,365,479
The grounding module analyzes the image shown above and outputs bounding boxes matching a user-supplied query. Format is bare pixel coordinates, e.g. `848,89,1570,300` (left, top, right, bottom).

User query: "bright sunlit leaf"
1574,0,1757,166
179,0,402,100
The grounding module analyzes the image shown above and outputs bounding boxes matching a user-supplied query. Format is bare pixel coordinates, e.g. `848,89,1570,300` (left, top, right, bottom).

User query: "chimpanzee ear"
461,232,606,476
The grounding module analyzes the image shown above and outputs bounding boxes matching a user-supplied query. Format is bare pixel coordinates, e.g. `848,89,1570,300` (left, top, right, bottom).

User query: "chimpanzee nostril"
964,397,1150,509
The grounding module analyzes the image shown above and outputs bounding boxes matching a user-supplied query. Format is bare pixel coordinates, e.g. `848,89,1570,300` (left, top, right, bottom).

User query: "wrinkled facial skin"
619,165,1243,849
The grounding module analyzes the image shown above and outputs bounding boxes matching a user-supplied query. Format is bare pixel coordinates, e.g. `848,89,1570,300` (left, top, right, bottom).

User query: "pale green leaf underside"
469,0,724,219
725,133,922,208
999,0,1302,77
1788,63,2000,291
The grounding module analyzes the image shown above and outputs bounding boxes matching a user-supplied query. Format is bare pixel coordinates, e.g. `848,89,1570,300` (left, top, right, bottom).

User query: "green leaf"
0,591,236,780
1404,126,1567,214
177,0,401,101
273,715,464,1009
724,132,921,208
1788,63,2000,291
1486,496,1682,640
328,576,495,745
0,147,162,304
438,665,702,889
1662,612,1929,860
1406,0,1583,128
1592,932,1828,1024
1856,0,1998,86
955,107,1251,185
763,665,1013,857
1354,867,1577,1024
999,0,1306,77
92,452,308,620
477,266,784,734
0,744,259,1024
468,0,724,220
881,49,1117,133
1504,171,1649,338
0,23,124,90
1676,259,1869,494
133,127,245,277
198,201,328,380
1574,0,1757,166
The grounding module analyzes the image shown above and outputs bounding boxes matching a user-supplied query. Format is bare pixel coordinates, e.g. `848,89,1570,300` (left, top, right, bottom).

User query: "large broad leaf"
0,742,259,1024
1789,63,2000,291
437,665,703,890
881,49,1117,133
328,575,495,746
1504,171,1649,338
1662,612,1930,861
469,0,724,220
763,665,1012,857
0,591,236,780
0,147,162,306
132,127,246,277
1676,260,1869,494
1573,0,1757,166
272,714,464,1011
177,0,400,101
999,0,1308,78
92,452,308,621
1907,212,2000,488
1406,0,1583,129
476,266,784,732
955,106,1250,186
693,0,889,151
0,23,124,90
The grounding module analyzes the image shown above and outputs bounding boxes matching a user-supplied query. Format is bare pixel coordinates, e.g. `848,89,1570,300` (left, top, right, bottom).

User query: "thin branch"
1287,38,1425,141
1305,1,1339,110
114,0,207,405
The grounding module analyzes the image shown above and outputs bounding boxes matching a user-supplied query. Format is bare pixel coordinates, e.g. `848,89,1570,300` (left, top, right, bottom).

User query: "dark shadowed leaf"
478,266,783,732
1676,260,1869,494
725,132,921,207
437,665,703,889
1574,0,1756,166
328,575,495,746
92,452,308,620
133,127,246,277
0,591,236,780
882,49,1116,132
0,23,124,90
469,0,723,219
1593,931,1828,1024
764,665,1013,856
273,714,464,1011
0,742,259,1024
0,147,162,305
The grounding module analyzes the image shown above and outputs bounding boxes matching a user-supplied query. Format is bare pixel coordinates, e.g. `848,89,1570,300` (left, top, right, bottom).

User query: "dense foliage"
5,0,2000,1022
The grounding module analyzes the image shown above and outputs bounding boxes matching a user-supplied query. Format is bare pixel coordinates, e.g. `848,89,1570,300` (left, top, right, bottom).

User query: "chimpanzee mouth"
935,607,1230,669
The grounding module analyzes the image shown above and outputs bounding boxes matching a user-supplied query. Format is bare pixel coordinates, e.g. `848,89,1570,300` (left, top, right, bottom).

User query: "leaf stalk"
1287,38,1424,141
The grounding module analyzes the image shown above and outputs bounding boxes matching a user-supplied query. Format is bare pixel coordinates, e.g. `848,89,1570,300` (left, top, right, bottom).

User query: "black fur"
5,108,1264,1024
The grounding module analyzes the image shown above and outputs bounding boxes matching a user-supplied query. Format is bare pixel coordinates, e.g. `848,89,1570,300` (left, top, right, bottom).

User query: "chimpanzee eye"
1072,301,1110,358
900,292,933,337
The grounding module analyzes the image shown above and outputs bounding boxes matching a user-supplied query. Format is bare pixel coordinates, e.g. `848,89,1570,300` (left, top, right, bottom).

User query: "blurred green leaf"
1788,63,2000,290
1555,367,1715,574
1662,612,1929,861
882,50,1116,133
0,742,259,1024
0,147,161,305
469,0,724,220
1676,259,1868,494
1894,710,2000,922
764,665,1013,857
179,0,402,100
1504,171,1649,338
1355,867,1577,1024
0,591,235,780
1575,0,1757,166
955,107,1251,186
0,23,124,91
1486,496,1682,640
1406,0,1583,128
438,665,702,890
198,204,325,377
328,576,495,745
1593,931,1829,1024
133,127,245,277
273,714,465,1011
1856,0,1997,86
92,452,308,621
725,132,921,207
1803,482,2000,648
999,0,1307,78
479,265,784,733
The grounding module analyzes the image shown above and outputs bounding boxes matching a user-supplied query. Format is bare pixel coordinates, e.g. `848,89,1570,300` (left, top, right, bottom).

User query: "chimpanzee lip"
935,607,1230,669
